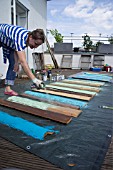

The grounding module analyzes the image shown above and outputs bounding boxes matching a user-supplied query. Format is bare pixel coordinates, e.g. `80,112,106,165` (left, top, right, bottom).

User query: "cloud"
86,6,113,30
63,0,95,18
62,0,113,32
47,0,113,47
50,9,58,16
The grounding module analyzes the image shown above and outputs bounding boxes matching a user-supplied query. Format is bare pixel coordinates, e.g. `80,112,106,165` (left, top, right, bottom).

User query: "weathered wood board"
71,72,112,82
0,111,56,140
62,79,105,87
32,89,92,101
20,93,80,110
47,107,82,117
7,96,82,118
46,84,97,96
50,82,101,92
0,98,72,124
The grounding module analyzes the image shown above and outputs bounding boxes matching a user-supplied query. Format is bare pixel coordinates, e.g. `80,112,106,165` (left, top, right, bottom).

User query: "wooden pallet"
60,55,73,68
32,52,45,70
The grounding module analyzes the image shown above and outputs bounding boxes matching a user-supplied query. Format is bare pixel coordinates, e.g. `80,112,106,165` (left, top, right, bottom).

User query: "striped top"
0,23,29,63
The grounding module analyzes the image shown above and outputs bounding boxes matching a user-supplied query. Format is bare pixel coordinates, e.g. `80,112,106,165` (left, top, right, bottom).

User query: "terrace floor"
0,69,113,170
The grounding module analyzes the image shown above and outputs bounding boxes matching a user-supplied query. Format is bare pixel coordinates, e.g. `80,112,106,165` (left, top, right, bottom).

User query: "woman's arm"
16,51,45,89
16,51,35,80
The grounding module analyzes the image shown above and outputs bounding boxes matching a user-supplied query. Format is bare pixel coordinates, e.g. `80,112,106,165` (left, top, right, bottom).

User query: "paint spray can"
43,75,47,81
49,73,52,82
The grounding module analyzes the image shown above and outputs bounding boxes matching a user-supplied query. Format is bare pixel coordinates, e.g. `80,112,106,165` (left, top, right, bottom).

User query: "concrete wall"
43,53,113,70
0,0,11,79
18,0,47,68
0,0,11,23
104,55,113,66
44,53,80,69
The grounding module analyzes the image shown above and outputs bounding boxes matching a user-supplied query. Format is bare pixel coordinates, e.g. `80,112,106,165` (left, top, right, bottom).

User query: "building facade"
0,0,48,78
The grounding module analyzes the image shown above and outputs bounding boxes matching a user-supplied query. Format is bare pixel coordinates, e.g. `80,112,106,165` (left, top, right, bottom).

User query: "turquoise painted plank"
0,111,58,140
84,72,113,77
46,85,97,95
71,72,112,82
24,91,87,108
67,78,105,86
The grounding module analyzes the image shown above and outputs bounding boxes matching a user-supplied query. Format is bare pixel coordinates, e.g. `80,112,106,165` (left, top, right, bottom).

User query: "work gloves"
31,78,45,89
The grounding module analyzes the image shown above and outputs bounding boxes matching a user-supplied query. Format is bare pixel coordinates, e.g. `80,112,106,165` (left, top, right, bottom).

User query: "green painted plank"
46,85,97,96
51,82,100,92
7,96,81,118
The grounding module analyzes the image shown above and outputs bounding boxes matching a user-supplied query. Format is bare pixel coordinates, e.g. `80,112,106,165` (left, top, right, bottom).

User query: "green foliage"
108,36,113,44
82,34,93,51
50,29,64,43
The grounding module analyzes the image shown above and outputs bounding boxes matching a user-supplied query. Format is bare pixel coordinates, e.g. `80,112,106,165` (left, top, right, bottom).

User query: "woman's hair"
29,29,45,43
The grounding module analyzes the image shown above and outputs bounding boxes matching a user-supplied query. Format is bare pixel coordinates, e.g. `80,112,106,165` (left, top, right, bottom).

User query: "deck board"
32,89,92,101
0,98,72,124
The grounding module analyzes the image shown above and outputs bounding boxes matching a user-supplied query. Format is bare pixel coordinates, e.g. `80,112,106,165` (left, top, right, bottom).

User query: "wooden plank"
47,107,82,117
71,73,112,82
32,89,92,101
20,93,80,110
0,111,55,140
62,79,104,87
46,87,93,97
46,85,96,97
7,96,81,118
0,99,72,124
51,82,100,92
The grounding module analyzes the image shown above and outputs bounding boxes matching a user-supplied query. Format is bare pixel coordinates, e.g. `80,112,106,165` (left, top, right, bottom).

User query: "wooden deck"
0,137,62,170
0,136,113,170
101,138,113,170
0,69,113,169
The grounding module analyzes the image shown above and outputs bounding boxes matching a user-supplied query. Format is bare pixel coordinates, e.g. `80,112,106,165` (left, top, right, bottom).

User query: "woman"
0,23,45,96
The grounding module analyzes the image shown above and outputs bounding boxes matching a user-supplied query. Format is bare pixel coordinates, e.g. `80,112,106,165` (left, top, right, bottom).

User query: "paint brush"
98,105,113,110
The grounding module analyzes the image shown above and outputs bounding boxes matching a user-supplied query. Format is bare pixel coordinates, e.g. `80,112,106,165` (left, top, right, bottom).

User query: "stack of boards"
0,72,111,139
0,74,106,124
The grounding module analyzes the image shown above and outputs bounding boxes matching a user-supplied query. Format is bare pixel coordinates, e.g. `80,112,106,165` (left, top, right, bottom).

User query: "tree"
82,34,93,51
108,36,113,44
50,29,64,43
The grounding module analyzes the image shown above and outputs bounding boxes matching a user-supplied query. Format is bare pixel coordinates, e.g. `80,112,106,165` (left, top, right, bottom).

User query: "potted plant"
82,34,93,51
50,29,64,43
108,36,113,44
50,29,73,53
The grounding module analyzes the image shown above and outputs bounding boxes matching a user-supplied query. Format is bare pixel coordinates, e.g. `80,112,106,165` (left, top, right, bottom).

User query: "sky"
47,0,113,47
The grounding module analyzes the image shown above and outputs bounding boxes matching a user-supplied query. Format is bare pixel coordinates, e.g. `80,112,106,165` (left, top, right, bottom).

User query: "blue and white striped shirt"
0,24,29,63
